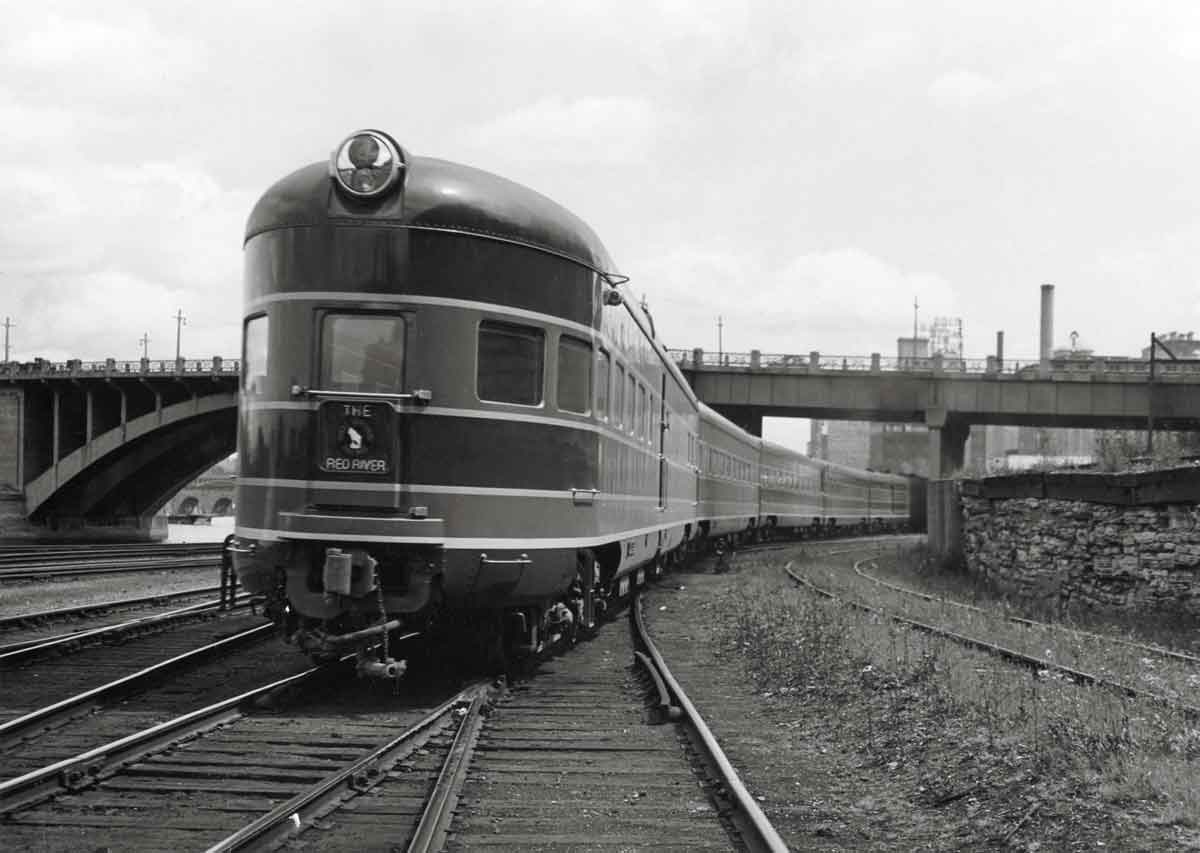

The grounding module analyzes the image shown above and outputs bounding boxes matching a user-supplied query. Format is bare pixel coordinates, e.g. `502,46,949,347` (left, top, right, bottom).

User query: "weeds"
711,554,1200,832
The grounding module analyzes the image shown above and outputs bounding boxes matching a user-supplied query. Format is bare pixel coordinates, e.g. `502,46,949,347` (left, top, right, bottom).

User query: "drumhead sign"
319,401,393,475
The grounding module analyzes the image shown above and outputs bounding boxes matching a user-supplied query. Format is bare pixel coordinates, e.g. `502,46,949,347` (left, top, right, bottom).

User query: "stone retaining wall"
962,495,1200,616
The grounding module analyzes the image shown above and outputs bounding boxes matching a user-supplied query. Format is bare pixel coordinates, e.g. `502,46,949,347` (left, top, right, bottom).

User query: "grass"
806,544,1200,707
711,549,1200,835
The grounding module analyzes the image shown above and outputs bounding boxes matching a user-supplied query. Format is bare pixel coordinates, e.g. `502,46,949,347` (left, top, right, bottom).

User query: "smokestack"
996,330,1004,366
1039,284,1055,363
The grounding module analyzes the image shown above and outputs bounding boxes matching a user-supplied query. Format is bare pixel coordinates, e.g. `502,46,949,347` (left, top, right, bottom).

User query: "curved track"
786,557,1200,720
852,556,1200,666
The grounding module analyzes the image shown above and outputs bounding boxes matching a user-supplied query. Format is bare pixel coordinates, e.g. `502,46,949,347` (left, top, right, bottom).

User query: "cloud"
792,30,920,82
0,158,251,362
467,96,660,166
5,13,204,99
927,70,1006,107
638,246,957,358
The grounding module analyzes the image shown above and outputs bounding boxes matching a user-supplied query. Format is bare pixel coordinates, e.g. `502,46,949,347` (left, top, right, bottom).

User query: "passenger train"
231,129,913,670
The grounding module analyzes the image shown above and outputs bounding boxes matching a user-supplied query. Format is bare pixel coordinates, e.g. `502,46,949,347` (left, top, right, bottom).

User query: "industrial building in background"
808,285,1191,476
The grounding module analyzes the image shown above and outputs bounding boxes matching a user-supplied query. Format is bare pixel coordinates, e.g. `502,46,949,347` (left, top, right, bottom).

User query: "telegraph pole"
139,332,150,359
172,309,187,361
2,317,13,363
717,315,724,361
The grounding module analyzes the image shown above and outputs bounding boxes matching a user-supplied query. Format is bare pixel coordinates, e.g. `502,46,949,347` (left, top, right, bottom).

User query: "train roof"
822,457,912,485
245,152,618,277
760,437,911,484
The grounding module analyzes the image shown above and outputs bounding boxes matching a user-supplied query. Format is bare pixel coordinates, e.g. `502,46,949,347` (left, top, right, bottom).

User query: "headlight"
329,130,404,198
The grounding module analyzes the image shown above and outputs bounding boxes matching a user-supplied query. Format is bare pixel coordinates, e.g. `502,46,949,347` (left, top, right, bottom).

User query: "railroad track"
852,554,1200,667
0,612,311,783
439,595,786,852
0,591,256,660
0,543,222,581
2,577,790,850
786,557,1200,720
0,585,224,631
0,543,220,560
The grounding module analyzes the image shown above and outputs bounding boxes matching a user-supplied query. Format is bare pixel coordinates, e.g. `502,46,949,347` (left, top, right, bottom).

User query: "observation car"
230,129,913,671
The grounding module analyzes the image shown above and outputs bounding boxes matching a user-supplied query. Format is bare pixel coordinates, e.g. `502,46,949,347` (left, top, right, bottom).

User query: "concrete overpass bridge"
0,357,237,541
670,348,1200,476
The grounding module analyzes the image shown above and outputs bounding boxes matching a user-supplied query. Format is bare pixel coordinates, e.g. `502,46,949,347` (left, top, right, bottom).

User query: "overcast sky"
4,2,1199,377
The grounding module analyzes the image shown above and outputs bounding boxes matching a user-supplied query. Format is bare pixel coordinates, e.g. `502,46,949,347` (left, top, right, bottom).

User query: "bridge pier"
926,408,970,478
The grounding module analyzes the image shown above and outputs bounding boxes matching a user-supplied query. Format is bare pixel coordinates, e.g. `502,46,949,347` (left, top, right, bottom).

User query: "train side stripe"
237,478,664,502
244,291,598,344
235,512,761,546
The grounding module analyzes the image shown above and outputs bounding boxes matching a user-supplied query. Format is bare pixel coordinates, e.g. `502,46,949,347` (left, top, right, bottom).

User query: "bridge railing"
0,357,240,379
668,348,1200,378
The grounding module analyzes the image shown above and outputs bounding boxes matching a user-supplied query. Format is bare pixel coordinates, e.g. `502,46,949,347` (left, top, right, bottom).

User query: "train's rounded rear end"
231,131,615,668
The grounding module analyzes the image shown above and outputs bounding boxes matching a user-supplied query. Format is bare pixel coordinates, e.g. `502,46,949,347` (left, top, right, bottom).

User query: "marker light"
330,130,404,198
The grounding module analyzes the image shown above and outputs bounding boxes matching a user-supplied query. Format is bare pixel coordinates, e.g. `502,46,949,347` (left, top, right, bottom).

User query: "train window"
634,384,644,439
597,349,610,420
321,313,405,393
243,315,268,395
614,364,625,427
626,375,636,434
643,386,652,441
557,335,591,414
478,320,544,405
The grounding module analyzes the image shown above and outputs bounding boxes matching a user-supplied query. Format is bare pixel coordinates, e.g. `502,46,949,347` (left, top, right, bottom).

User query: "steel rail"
0,556,220,581
0,592,254,660
786,560,1200,720
203,683,487,853
632,593,790,853
633,650,682,724
0,542,221,556
0,622,274,752
852,558,1200,666
406,688,489,853
0,544,221,566
0,585,222,631
0,659,345,816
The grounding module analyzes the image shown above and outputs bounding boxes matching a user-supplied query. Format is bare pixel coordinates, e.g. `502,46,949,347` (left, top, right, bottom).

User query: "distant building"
1142,331,1200,360
896,335,930,364
814,324,972,476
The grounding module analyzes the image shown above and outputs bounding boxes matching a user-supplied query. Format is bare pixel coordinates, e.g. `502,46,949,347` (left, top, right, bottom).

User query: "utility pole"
2,317,13,363
139,332,150,360
912,297,919,342
717,315,724,362
172,309,187,362
1146,331,1180,456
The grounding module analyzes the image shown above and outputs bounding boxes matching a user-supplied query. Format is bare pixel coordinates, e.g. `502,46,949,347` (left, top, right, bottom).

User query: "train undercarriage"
232,518,907,683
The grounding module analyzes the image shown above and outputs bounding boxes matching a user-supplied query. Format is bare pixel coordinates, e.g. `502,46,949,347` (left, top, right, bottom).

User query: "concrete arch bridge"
0,358,237,541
